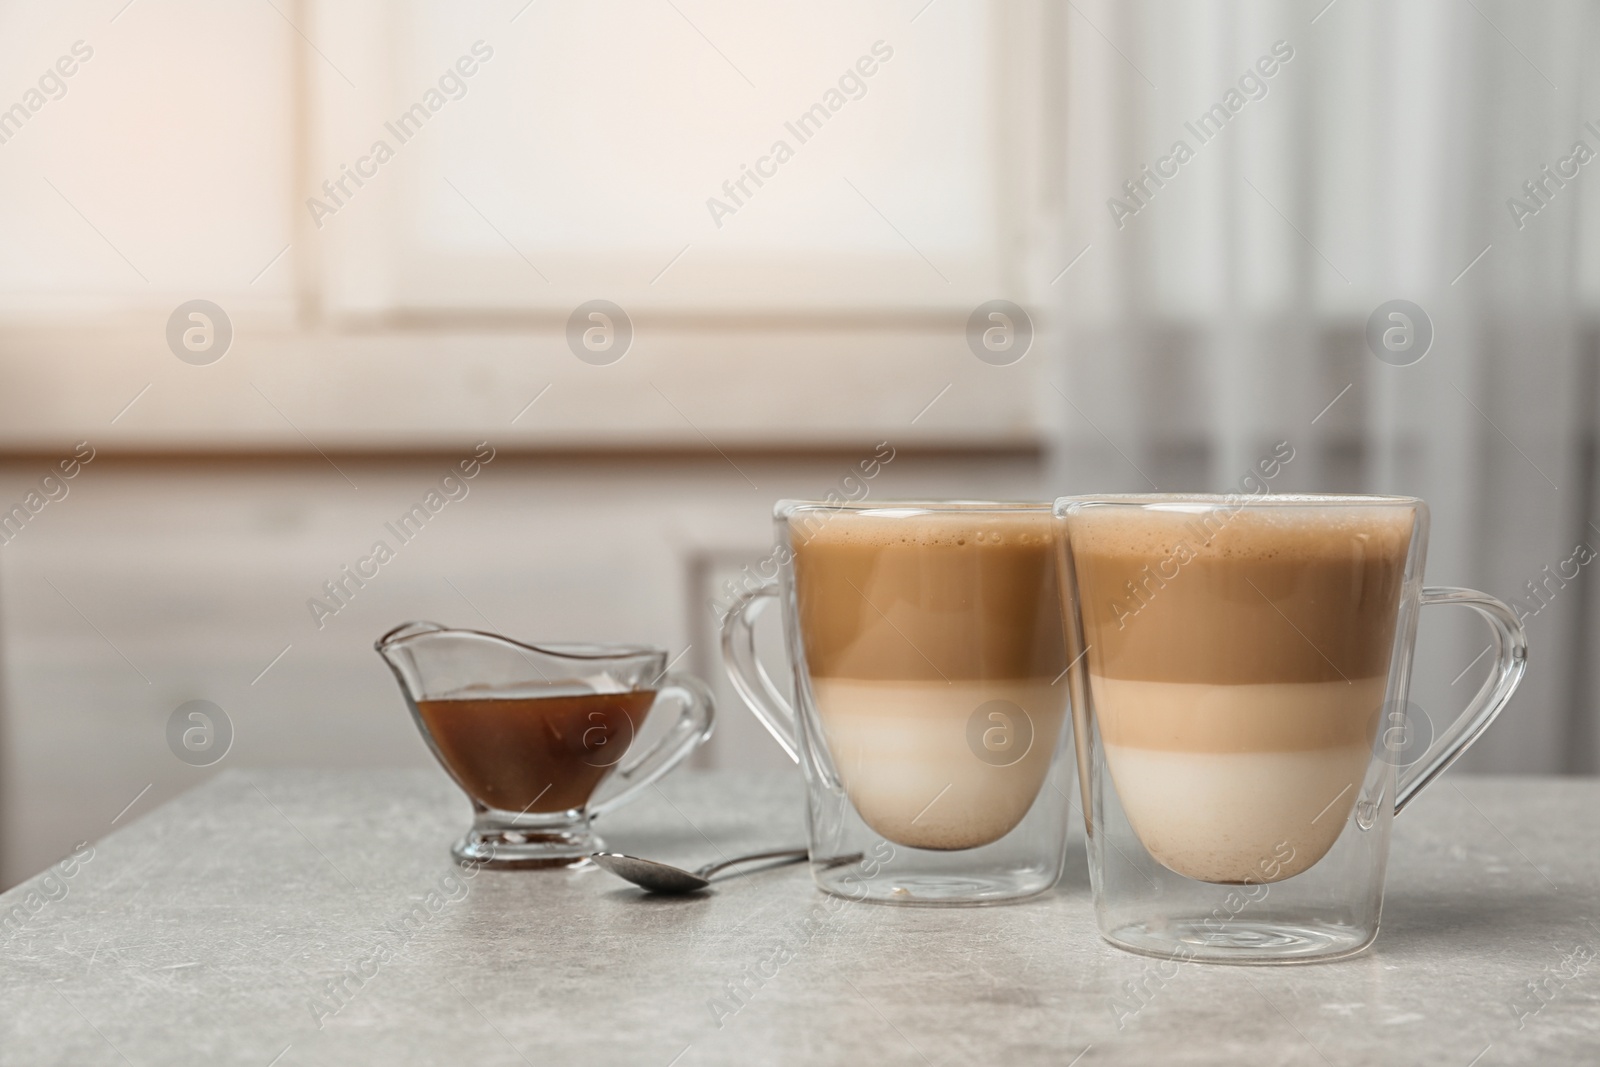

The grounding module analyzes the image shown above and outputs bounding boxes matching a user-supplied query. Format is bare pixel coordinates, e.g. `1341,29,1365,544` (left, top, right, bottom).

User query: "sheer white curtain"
1051,0,1600,772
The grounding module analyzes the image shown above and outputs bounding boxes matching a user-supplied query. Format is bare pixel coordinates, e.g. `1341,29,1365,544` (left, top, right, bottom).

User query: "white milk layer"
811,678,1068,851
1094,677,1381,884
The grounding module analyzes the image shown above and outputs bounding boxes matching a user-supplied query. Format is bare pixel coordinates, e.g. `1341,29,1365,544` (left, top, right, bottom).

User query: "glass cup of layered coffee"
721,501,1074,905
1056,494,1527,962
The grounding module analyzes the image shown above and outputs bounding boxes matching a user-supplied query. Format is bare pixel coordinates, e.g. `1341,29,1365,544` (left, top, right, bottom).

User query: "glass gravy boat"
378,622,714,868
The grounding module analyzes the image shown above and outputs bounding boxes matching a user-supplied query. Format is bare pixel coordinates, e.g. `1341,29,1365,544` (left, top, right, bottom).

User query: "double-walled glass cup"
722,501,1075,905
378,622,714,869
1056,494,1527,963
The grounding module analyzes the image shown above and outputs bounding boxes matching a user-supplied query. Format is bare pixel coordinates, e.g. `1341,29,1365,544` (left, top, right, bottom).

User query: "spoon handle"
696,848,809,881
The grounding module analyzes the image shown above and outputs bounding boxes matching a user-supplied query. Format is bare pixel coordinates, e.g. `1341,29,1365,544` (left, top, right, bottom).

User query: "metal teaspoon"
591,847,809,894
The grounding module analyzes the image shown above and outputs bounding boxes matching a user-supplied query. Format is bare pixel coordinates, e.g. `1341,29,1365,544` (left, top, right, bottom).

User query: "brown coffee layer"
1067,503,1413,685
791,510,1066,682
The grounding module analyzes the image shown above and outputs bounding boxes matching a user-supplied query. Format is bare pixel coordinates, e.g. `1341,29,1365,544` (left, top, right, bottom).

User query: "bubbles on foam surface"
793,507,1056,549
1067,501,1414,562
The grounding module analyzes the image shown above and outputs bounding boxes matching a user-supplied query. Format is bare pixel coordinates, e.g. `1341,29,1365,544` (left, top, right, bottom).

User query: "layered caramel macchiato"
792,509,1068,850
1066,502,1414,883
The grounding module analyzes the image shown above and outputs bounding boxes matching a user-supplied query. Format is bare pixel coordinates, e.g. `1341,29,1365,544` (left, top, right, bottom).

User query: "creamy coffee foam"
792,508,1067,851
1066,502,1414,883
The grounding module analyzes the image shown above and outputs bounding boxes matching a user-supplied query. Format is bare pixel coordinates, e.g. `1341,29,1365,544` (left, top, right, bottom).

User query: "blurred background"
0,0,1595,887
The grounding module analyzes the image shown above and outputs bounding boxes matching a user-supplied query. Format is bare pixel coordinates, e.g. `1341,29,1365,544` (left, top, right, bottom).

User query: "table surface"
1,769,1596,1066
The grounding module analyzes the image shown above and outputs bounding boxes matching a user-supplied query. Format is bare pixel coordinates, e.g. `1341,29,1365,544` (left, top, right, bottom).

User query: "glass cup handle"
720,582,801,764
588,671,715,819
1395,586,1530,815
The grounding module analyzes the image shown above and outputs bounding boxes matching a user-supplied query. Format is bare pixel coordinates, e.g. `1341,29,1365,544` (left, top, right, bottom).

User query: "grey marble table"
1,769,1596,1066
